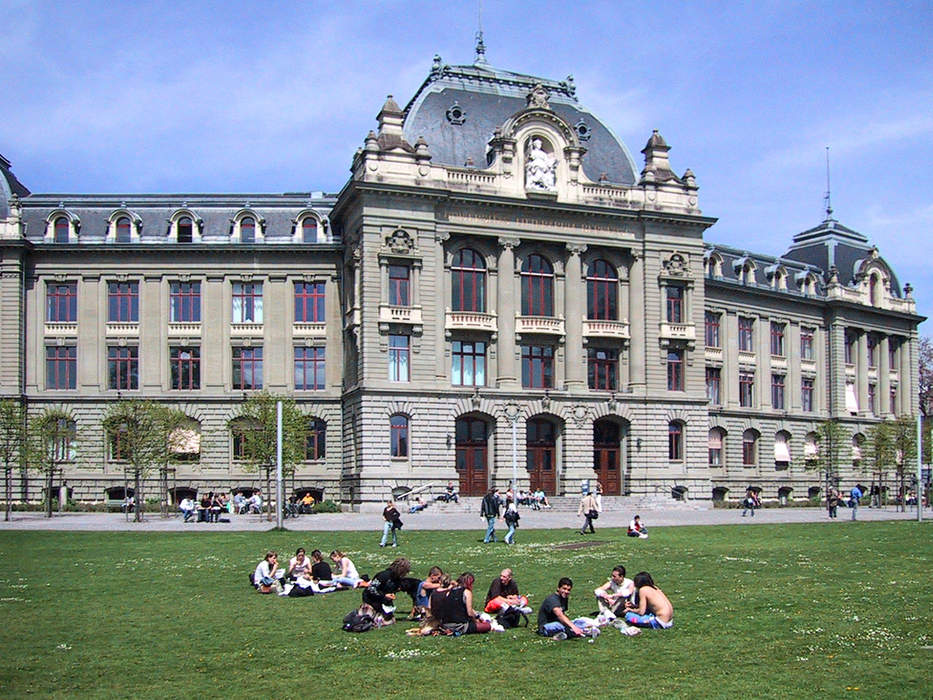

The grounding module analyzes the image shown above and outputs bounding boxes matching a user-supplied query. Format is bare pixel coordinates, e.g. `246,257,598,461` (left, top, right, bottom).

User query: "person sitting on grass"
594,565,635,615
406,565,446,620
309,549,333,582
252,551,284,593
329,550,364,588
362,557,412,625
484,568,532,616
286,548,313,580
436,572,499,635
624,572,673,629
537,577,586,640
627,514,648,538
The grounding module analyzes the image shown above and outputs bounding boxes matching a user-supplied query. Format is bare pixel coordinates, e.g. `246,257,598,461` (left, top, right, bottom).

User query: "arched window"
586,259,618,320
177,216,193,243
869,274,879,306
804,432,819,464
521,254,553,316
451,248,486,312
169,419,201,462
54,217,69,243
305,418,326,460
230,418,260,461
54,419,77,461
116,216,132,243
708,428,725,467
390,414,409,458
774,430,791,469
301,217,318,243
240,217,256,244
668,421,684,461
742,429,759,466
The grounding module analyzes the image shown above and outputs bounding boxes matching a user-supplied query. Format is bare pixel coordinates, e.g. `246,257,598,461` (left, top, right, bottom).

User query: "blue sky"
2,1,930,331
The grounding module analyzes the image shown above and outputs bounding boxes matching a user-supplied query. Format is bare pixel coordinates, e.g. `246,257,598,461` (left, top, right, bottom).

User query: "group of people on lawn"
251,549,673,637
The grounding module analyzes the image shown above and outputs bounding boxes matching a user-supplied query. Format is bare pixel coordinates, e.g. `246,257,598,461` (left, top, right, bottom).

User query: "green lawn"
0,522,930,699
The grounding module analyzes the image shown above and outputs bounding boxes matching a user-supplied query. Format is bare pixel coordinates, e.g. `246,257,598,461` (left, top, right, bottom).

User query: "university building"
0,47,922,509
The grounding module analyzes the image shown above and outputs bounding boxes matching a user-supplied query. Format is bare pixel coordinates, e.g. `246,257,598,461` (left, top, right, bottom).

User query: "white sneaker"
489,621,505,632
478,612,493,622
518,605,533,615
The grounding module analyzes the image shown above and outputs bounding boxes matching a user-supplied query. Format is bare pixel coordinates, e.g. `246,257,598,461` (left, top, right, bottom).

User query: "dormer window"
302,217,318,243
241,217,256,244
170,211,201,243
869,273,879,306
54,217,69,243
177,217,193,243
116,217,132,243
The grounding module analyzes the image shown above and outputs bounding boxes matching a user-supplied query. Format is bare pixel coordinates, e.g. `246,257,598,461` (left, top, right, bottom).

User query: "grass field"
0,522,930,699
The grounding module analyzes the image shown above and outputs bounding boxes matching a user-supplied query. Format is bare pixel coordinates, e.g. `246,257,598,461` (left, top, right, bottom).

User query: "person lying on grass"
624,571,673,629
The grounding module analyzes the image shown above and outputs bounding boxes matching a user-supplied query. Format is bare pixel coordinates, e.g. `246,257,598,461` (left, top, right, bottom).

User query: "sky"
1,0,930,331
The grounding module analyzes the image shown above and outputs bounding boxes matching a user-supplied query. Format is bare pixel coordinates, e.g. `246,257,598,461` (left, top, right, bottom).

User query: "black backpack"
496,607,529,629
504,509,520,525
342,606,375,632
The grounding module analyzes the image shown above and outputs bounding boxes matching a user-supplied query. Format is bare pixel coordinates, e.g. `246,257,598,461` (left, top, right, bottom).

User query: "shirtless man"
624,571,673,629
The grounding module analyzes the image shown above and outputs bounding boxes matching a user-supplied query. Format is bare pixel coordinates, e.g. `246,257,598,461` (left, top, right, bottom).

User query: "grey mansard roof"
402,58,639,185
0,153,31,219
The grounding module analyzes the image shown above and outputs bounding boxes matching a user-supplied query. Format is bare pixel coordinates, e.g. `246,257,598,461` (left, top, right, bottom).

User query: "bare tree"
810,418,850,496
890,415,918,511
102,400,188,522
0,399,26,521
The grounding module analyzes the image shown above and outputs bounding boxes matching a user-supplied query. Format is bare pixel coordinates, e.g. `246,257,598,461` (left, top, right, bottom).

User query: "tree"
102,400,188,522
0,399,26,522
811,418,850,496
228,391,308,520
919,336,933,417
863,420,895,507
890,415,918,511
27,408,76,518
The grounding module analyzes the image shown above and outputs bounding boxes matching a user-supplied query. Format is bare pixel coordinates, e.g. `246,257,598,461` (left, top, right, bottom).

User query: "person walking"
503,497,519,545
480,488,500,543
379,499,402,547
827,487,840,519
849,484,863,521
578,489,599,534
741,487,759,517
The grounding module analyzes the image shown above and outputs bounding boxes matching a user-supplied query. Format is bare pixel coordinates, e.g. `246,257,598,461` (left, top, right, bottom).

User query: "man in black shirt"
537,577,586,640
484,568,531,615
480,488,500,543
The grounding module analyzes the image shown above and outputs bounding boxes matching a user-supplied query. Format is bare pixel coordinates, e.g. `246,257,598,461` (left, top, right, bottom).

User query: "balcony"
738,350,757,365
105,322,139,337
770,356,788,370
583,319,630,340
705,346,723,363
378,304,423,331
446,310,497,334
230,322,263,338
44,322,77,337
516,315,565,336
168,322,201,337
293,322,327,339
659,322,696,342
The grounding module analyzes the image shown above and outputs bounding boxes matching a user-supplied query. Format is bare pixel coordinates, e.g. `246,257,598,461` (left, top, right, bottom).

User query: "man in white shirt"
179,497,196,522
594,565,635,615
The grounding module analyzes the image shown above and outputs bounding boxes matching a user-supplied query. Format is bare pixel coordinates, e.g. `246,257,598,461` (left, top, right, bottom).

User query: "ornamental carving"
663,253,688,276
385,229,415,255
525,83,551,110
525,137,557,191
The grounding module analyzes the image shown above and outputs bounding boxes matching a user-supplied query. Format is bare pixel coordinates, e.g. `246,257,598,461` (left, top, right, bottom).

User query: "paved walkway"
0,505,926,532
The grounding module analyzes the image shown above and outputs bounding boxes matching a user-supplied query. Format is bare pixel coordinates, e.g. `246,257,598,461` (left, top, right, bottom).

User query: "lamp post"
504,403,520,493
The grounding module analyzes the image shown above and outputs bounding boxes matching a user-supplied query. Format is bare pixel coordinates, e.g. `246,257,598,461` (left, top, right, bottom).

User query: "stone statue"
525,137,557,190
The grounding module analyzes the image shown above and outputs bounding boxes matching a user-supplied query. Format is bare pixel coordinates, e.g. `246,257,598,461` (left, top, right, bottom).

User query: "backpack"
504,509,520,525
496,607,529,630
342,605,375,633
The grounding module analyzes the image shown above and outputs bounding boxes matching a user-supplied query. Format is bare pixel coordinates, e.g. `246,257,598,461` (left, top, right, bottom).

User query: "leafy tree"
27,408,76,518
102,400,188,522
810,418,850,496
863,420,895,507
228,391,308,520
890,415,919,511
919,336,933,417
0,399,26,521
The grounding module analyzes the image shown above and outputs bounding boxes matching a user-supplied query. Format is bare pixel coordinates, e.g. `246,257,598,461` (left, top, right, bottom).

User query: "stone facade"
0,55,922,509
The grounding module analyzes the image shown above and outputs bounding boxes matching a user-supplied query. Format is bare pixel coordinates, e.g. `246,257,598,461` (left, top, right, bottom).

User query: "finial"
474,30,487,64
823,145,834,220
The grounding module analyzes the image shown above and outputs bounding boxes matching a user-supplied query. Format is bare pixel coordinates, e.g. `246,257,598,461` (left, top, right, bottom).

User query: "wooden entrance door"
526,418,557,494
593,419,622,495
455,417,488,496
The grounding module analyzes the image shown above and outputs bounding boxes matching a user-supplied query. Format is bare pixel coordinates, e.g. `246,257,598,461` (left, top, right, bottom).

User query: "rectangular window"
739,371,755,408
867,335,878,368
666,286,684,324
170,282,201,322
705,311,720,348
668,423,683,461
742,434,757,466
706,367,721,405
388,335,410,382
771,373,785,410
802,378,814,412
108,281,139,322
667,349,684,391
868,383,876,414
708,430,723,467
232,282,263,323
388,265,410,306
46,346,76,389
170,347,200,390
800,326,814,360
47,283,77,322
738,317,754,352
889,340,897,369
587,348,617,391
844,331,855,364
451,340,486,387
890,387,897,415
295,346,325,390
521,345,554,389
108,346,138,390
294,282,325,323
770,322,785,357
232,347,263,390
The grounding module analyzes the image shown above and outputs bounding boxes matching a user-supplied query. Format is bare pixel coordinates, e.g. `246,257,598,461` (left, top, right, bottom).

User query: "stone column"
878,335,891,417
564,242,586,391
264,275,287,392
325,273,342,390
628,251,645,395
78,276,101,390
496,237,519,388
857,331,869,414
203,275,225,392
725,312,739,407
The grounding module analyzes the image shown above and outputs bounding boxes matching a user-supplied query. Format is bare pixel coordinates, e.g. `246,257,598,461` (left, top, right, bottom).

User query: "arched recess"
526,414,561,495
593,417,629,495
455,412,493,496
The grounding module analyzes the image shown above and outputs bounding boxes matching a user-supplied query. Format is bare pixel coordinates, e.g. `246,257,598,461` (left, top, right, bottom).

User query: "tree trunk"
266,466,273,522
4,467,11,522
134,469,142,523
46,468,54,518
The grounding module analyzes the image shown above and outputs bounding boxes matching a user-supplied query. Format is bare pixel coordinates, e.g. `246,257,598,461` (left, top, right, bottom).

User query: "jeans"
851,501,858,520
581,514,595,533
539,621,569,637
505,522,516,544
483,516,497,542
332,576,360,588
414,581,430,608
380,520,398,546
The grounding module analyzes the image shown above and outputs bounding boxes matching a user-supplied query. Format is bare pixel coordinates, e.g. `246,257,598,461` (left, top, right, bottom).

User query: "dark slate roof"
783,217,902,297
402,60,638,185
0,153,31,219
705,240,826,297
18,193,337,244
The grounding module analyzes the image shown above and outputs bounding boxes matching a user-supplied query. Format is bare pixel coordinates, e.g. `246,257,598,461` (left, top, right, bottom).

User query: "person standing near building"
578,489,599,534
849,484,863,521
481,488,500,543
379,499,401,547
503,497,520,545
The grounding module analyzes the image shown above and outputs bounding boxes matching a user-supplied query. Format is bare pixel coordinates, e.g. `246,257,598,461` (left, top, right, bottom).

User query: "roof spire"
823,145,834,220
474,0,487,64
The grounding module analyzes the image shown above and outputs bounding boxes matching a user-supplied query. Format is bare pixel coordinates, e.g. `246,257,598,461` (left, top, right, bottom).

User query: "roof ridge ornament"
525,83,551,110
474,30,487,64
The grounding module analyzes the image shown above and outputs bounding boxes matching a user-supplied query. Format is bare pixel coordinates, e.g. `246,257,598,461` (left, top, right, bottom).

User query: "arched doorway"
526,418,557,494
455,417,488,496
593,419,624,495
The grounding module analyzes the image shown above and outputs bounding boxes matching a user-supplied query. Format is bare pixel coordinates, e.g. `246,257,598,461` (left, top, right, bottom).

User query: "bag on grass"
343,604,375,632
496,607,529,629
